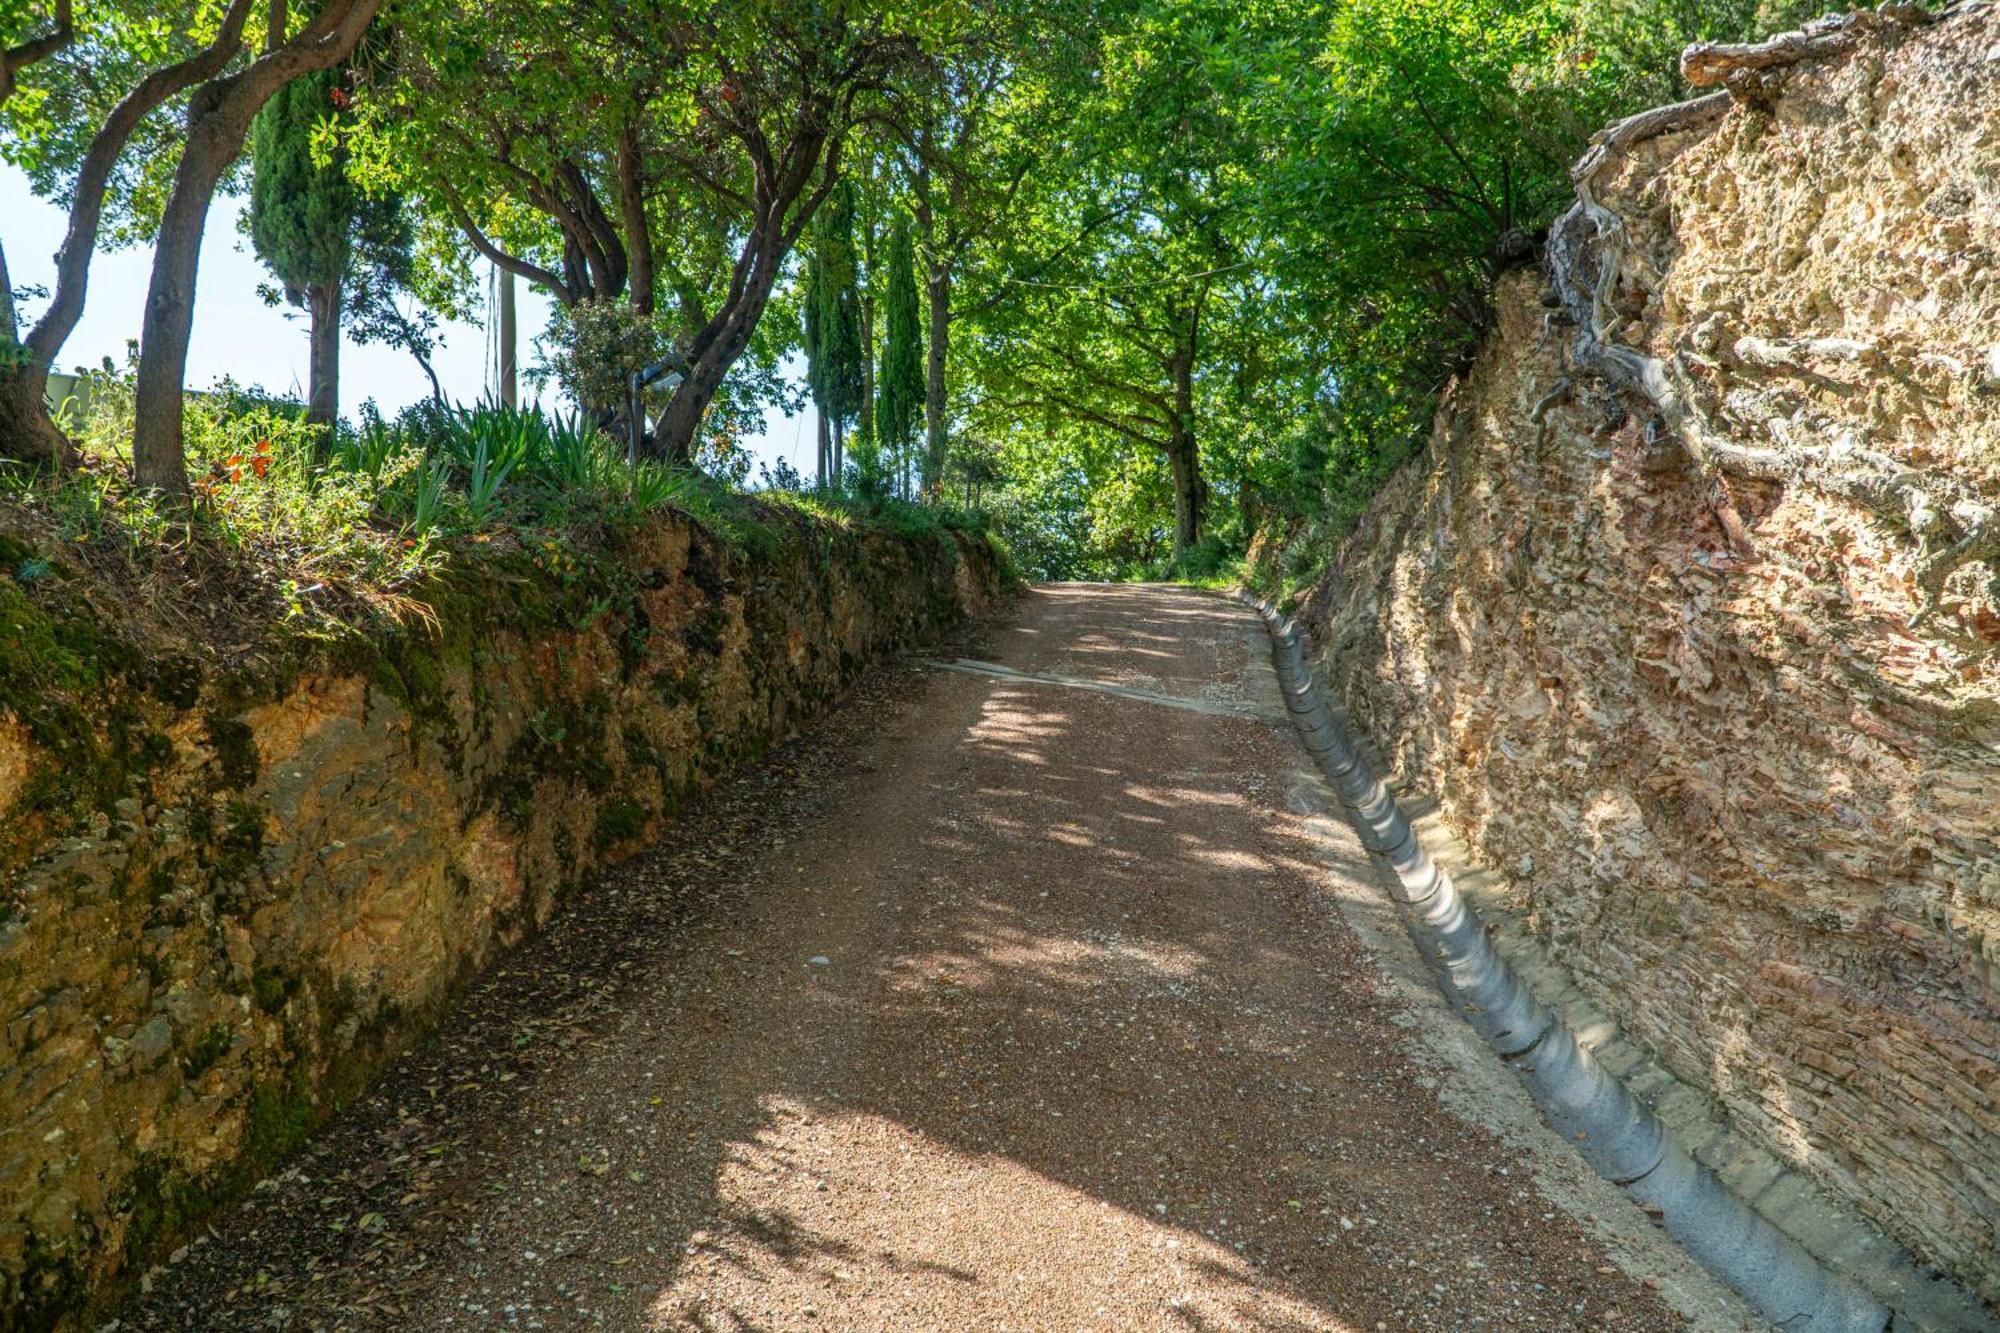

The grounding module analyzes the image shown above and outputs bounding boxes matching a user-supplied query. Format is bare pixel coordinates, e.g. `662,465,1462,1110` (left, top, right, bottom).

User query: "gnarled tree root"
1546,8,1996,619
1680,4,1932,89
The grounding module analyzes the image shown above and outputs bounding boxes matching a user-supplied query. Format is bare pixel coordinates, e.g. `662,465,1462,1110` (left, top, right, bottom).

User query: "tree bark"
859,209,876,454
131,0,380,496
617,123,654,317
1166,426,1203,556
497,265,517,408
650,128,843,468
923,263,950,500
816,407,830,487
0,365,71,472
306,280,341,430
652,245,785,467
1167,332,1203,555
0,239,15,345
912,152,951,501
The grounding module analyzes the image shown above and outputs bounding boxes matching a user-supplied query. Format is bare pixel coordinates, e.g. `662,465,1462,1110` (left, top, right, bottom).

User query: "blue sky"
2,162,817,476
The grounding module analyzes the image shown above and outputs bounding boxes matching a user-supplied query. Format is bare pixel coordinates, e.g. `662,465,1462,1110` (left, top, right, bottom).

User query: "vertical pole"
497,265,518,410
628,373,640,471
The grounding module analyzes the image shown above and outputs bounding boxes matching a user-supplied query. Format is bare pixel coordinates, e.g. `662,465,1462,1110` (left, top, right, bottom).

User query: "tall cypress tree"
803,180,864,487
877,210,923,499
249,67,357,430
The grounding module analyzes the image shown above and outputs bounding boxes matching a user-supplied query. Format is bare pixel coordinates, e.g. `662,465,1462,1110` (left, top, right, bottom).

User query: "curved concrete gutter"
1248,597,1890,1333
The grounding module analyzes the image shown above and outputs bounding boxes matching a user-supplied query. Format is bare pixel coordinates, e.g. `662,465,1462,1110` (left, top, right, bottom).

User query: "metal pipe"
627,355,688,472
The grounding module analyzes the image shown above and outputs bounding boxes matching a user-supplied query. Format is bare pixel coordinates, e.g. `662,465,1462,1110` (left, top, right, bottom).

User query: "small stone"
130,1016,173,1065
808,955,830,966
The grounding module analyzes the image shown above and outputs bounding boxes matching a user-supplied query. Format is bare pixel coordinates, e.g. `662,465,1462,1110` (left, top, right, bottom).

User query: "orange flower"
251,439,272,478
225,454,246,483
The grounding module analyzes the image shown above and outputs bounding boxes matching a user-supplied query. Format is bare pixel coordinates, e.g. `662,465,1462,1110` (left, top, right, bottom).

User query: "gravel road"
119,583,1760,1332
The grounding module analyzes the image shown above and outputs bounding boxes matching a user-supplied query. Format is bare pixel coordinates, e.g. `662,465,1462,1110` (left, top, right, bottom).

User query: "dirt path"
120,584,1756,1332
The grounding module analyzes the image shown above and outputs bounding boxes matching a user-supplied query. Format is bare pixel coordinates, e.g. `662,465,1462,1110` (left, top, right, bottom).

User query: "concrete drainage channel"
1247,597,1891,1333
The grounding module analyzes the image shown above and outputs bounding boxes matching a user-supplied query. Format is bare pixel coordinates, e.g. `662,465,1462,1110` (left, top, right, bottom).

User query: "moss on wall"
0,505,1004,1330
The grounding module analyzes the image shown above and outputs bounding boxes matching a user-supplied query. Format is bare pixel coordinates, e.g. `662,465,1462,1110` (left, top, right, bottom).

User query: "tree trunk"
307,280,341,431
646,96,858,471
653,285,770,468
0,365,72,471
0,234,15,344
816,410,830,488
860,215,876,454
131,0,380,495
497,265,517,408
1167,333,1203,555
1167,427,1204,556
616,122,653,317
134,117,231,494
0,246,68,468
922,250,950,499
652,213,801,467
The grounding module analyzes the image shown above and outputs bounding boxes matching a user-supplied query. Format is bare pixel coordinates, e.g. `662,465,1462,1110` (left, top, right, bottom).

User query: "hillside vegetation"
4,0,1859,594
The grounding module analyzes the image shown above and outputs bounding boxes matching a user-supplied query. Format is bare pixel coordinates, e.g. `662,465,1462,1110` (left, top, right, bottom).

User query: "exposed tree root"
1568,92,1730,188
1680,5,1931,89
1547,6,1997,615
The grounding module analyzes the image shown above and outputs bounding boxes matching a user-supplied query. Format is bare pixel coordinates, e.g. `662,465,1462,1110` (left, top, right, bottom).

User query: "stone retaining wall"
1294,11,2000,1301
1301,263,1999,1310
0,508,1003,1328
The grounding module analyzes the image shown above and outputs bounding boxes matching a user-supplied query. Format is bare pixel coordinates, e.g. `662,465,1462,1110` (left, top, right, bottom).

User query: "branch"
442,186,575,304
991,391,1170,450
0,0,72,107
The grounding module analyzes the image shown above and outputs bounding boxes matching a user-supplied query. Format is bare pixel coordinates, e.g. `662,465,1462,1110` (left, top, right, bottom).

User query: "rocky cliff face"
1300,5,1999,1305
0,510,1002,1327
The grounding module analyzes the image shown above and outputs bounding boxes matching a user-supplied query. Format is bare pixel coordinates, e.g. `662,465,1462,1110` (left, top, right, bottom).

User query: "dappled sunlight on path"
121,584,1705,1333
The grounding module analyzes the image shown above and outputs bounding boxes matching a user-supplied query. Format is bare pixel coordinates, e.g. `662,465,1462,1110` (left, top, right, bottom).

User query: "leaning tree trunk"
653,286,771,469
134,103,247,496
653,199,833,470
307,280,341,433
653,213,800,468
130,0,380,496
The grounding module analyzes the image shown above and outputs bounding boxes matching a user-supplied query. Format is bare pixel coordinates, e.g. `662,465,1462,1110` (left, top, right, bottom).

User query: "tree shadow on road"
118,586,1676,1333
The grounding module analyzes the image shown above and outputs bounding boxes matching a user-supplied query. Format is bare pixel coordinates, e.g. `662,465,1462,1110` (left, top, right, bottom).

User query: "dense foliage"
2,0,1838,585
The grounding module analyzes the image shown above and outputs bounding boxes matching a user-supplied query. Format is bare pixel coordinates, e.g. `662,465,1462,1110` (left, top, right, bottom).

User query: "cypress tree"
877,210,923,498
249,67,357,430
803,180,864,486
